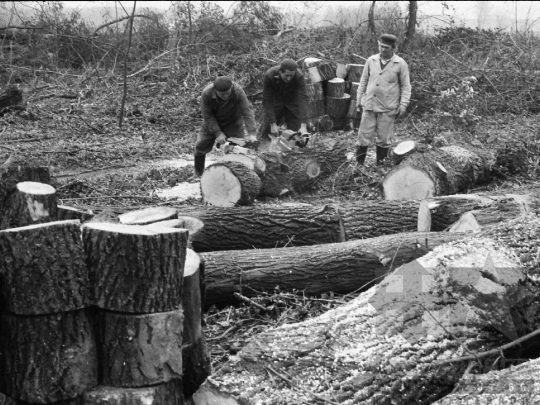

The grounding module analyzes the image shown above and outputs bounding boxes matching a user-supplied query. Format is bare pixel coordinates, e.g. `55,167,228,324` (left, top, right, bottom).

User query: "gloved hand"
397,105,407,117
215,132,227,147
299,123,308,135
270,123,279,135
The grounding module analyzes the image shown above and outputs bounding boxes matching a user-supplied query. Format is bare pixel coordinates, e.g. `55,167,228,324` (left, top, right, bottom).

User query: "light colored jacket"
357,53,411,113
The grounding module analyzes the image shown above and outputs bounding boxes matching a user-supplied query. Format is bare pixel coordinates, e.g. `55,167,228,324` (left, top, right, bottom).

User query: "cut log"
448,211,481,233
0,309,98,403
257,151,291,197
302,57,321,69
348,81,360,99
0,220,88,315
0,85,23,110
221,153,266,176
118,206,178,225
206,216,540,404
201,230,469,308
82,222,188,313
98,309,183,388
305,99,325,118
326,78,346,98
57,205,94,222
1,181,58,229
307,62,335,83
305,82,324,101
417,199,431,232
190,381,246,405
383,145,494,200
336,63,348,79
286,157,321,192
201,161,261,207
326,93,351,117
346,63,364,82
182,249,211,399
84,380,182,405
393,139,416,156
145,216,205,248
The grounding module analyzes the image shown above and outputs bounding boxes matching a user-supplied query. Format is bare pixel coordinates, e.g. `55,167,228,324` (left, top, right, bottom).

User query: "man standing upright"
356,34,411,165
194,76,258,176
259,58,309,149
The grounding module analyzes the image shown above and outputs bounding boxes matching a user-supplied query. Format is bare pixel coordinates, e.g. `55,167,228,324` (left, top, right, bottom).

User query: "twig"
0,144,16,152
2,136,54,143
234,292,267,311
434,326,540,366
60,195,155,201
55,164,136,178
266,365,340,405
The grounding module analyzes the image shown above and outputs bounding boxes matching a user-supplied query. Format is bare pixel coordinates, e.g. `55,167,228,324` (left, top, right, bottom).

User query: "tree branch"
94,14,154,34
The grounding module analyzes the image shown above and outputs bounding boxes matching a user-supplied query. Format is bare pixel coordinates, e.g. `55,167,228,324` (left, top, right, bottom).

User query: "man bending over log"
259,58,309,151
356,34,411,165
194,76,258,176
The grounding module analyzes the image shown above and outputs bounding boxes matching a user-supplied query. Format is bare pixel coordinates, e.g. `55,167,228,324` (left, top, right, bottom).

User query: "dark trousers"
259,105,301,141
194,118,245,157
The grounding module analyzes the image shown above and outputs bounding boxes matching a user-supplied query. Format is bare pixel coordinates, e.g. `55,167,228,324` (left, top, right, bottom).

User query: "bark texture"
201,231,468,308
346,64,364,82
84,380,182,405
207,215,540,404
326,78,346,98
0,309,98,403
99,309,183,388
326,94,351,118
82,223,188,313
0,220,88,315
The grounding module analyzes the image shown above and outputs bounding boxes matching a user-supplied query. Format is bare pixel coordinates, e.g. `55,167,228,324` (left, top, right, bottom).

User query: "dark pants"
194,118,245,157
259,105,302,142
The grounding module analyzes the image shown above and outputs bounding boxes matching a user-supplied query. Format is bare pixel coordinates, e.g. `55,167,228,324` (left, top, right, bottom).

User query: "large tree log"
0,309,98,403
383,144,494,200
84,380,182,405
0,220,88,314
1,181,58,229
326,93,351,118
201,161,262,207
98,309,184,387
346,63,364,82
205,215,540,404
201,231,468,308
326,78,346,98
82,223,188,313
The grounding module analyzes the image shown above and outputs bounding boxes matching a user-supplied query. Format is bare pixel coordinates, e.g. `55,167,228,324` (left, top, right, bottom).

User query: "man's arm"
262,73,277,124
200,91,222,135
236,85,258,135
357,62,370,106
399,61,412,108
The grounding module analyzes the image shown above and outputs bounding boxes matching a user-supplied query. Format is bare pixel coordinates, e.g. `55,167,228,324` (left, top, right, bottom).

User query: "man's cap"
380,34,398,47
214,76,233,92
280,58,298,72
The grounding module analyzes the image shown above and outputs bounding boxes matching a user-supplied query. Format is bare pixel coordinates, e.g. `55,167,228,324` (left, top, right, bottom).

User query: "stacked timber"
346,82,362,129
305,81,325,121
345,63,364,82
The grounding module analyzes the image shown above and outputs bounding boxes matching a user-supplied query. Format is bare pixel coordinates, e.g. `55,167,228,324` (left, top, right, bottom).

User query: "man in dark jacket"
259,59,309,149
194,76,258,176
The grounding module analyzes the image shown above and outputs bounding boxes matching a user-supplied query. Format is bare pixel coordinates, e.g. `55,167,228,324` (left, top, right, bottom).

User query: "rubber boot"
376,146,389,165
356,146,368,165
194,155,206,177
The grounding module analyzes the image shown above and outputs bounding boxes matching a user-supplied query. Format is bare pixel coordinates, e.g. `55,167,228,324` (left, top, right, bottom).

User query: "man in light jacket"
356,34,411,165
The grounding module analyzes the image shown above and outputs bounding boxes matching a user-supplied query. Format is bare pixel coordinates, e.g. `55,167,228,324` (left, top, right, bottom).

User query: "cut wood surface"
146,216,205,248
201,161,261,207
0,166,51,212
99,309,184,387
118,206,178,225
326,77,346,98
57,205,94,222
307,62,335,83
82,222,188,312
1,181,58,229
201,230,468,308
383,144,494,200
0,309,98,403
221,153,266,175
392,140,417,164
205,216,540,404
0,220,88,314
84,380,182,405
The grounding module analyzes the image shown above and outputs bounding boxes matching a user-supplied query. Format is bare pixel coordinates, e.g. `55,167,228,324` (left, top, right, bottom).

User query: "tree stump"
98,309,184,387
392,140,417,164
84,380,182,405
326,78,346,98
326,93,351,117
118,206,178,225
0,220,88,315
1,181,58,229
0,309,98,403
82,222,188,313
182,249,211,399
346,63,364,82
0,166,51,214
201,161,261,207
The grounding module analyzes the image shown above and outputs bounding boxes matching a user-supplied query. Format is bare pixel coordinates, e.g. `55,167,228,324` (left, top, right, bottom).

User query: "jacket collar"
373,53,399,63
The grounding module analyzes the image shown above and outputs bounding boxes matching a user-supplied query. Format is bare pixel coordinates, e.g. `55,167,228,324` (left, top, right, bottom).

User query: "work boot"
356,146,368,165
376,146,389,165
194,155,206,177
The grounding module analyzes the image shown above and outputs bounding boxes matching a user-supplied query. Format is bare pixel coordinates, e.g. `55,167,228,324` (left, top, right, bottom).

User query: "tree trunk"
368,0,377,36
326,78,346,98
82,222,188,313
0,85,23,110
1,181,58,229
326,94,351,118
306,82,324,101
98,309,183,387
346,64,364,83
0,166,50,207
84,380,182,405
201,230,469,308
0,309,98,403
0,220,88,315
383,145,494,200
205,215,540,404
201,161,262,207
401,0,418,52
305,99,325,118
182,249,211,399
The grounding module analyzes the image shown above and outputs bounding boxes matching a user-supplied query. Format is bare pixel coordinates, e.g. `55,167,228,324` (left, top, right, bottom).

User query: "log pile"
0,181,211,403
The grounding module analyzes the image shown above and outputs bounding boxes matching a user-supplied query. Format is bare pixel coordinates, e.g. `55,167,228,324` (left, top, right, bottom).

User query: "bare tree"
476,1,490,29
368,1,377,36
401,0,418,52
118,1,137,128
